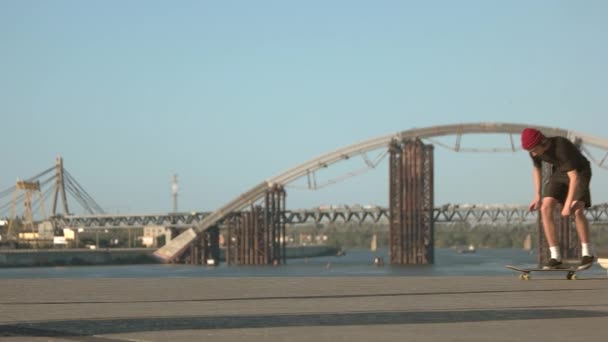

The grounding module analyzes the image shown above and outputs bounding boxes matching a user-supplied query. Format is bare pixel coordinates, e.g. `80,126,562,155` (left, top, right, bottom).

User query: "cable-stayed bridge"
0,157,105,220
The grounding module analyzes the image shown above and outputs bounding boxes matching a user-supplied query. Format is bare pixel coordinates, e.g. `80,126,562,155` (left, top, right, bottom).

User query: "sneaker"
543,258,563,269
579,255,595,268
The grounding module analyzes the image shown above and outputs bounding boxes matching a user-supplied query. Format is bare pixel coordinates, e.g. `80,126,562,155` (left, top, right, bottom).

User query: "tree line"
287,222,608,250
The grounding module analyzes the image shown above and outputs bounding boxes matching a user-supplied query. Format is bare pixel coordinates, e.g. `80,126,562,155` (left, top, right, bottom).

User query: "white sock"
549,246,561,261
581,243,593,257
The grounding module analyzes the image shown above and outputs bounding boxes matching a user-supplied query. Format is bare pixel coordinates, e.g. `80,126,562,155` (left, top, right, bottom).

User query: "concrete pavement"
1,274,607,341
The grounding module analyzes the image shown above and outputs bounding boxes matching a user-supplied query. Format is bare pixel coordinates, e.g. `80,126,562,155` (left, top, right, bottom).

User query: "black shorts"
542,171,592,208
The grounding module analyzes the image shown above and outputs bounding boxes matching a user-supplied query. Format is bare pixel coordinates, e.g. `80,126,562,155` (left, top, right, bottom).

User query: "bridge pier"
226,185,287,266
388,138,434,264
537,163,580,266
182,225,220,265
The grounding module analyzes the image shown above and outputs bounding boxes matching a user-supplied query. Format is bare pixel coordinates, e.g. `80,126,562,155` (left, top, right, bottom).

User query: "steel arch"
154,122,608,261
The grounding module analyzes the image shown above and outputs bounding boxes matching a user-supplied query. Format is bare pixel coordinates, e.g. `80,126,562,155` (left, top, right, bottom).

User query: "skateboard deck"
505,263,592,280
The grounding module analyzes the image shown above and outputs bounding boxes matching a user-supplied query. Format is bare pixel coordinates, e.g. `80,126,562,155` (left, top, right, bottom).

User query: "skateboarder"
521,127,595,269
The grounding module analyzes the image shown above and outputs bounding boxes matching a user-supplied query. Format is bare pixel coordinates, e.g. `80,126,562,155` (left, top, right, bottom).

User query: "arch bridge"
154,122,608,266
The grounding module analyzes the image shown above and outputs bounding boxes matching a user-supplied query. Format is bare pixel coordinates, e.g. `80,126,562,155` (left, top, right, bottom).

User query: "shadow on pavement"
2,308,608,338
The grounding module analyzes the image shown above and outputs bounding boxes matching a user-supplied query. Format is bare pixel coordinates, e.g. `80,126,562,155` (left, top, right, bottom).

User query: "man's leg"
572,201,590,244
540,197,562,267
572,201,594,266
540,197,559,247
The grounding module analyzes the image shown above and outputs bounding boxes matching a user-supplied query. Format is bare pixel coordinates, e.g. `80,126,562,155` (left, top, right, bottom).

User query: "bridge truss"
52,203,608,229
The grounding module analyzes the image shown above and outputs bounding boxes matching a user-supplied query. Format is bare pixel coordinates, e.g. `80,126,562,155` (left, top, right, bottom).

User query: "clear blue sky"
1,1,607,214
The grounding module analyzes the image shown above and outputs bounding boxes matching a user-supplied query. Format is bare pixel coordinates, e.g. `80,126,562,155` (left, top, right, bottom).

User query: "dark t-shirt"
530,136,591,174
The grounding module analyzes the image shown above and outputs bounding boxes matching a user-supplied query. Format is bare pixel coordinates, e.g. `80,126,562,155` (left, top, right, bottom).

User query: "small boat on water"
370,234,377,252
598,258,608,277
374,256,384,267
458,244,476,254
523,233,533,254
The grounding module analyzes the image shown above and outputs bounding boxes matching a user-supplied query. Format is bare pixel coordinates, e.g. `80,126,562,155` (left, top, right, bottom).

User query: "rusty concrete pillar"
389,138,434,264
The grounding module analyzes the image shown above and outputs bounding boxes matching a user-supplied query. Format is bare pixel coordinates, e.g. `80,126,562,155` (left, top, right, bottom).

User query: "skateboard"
505,263,592,280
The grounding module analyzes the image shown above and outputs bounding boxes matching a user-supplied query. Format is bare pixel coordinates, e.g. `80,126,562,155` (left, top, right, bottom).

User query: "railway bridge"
51,204,608,229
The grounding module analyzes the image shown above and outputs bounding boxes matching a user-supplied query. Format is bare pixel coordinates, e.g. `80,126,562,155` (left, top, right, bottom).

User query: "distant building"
143,225,166,247
37,221,54,240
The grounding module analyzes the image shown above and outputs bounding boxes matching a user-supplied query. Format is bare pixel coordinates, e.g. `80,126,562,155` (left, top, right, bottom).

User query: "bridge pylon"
388,138,434,264
51,156,70,216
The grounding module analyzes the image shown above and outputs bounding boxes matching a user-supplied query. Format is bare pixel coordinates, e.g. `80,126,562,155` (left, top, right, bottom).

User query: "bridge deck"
1,275,607,341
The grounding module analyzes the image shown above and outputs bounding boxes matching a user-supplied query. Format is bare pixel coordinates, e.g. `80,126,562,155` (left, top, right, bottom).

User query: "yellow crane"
8,179,47,240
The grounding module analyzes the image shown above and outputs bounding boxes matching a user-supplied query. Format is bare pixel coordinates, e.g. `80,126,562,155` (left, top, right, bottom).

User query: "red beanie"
521,128,543,150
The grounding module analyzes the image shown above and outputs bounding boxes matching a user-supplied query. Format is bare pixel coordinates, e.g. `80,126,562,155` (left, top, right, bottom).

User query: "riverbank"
0,245,339,267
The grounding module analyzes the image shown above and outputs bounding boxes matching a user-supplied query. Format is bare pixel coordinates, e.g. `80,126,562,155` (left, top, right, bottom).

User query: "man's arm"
529,166,542,211
532,166,542,196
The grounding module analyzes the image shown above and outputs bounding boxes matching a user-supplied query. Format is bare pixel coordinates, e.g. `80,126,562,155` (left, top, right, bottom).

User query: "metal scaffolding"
8,180,47,239
226,185,286,266
182,225,220,266
389,138,434,264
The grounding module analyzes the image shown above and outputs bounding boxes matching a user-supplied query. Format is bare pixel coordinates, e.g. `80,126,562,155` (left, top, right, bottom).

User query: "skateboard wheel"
519,274,530,280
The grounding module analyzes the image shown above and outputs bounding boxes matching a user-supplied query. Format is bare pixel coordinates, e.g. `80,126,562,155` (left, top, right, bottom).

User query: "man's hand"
528,197,540,211
561,201,573,217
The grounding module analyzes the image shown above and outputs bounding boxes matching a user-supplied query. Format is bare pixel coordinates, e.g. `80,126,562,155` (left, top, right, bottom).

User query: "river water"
1,248,606,279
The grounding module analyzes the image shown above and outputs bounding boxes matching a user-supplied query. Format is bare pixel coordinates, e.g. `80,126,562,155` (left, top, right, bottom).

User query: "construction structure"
180,225,220,266
162,184,287,266
388,138,435,264
224,184,287,265
8,179,47,240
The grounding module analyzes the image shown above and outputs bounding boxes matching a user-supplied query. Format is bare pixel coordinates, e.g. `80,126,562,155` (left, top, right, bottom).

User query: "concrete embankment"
0,245,339,267
0,248,158,267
